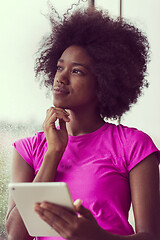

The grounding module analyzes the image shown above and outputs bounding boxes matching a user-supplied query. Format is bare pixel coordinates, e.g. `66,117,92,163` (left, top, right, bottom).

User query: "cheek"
74,77,95,91
75,84,96,101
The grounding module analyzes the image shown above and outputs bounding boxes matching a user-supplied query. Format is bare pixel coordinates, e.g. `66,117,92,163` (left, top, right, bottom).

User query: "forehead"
59,45,93,65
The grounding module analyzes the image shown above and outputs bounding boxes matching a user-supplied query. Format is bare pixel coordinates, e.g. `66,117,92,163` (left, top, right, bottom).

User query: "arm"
101,152,160,240
128,153,160,239
5,107,70,240
34,153,160,240
5,149,35,240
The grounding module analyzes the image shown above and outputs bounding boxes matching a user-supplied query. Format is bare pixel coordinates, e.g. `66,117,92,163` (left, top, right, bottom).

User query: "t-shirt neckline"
68,123,108,142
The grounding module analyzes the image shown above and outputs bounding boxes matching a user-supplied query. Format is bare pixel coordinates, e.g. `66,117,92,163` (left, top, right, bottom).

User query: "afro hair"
35,5,150,119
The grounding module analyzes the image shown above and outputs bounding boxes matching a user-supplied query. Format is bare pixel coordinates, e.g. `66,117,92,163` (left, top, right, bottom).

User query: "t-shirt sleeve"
13,134,38,168
123,128,160,172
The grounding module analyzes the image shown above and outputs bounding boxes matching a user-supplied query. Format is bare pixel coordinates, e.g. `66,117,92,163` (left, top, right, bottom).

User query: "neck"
66,107,105,136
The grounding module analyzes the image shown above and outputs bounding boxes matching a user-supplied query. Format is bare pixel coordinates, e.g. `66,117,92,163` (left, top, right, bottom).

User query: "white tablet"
9,182,75,237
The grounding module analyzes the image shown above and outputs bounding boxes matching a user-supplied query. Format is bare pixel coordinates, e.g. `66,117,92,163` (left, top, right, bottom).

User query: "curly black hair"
35,5,150,119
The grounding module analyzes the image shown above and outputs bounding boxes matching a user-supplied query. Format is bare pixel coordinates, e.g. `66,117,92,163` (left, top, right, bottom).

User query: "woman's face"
52,45,97,110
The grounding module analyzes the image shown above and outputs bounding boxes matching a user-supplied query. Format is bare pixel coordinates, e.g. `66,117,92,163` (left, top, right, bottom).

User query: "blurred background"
0,0,159,238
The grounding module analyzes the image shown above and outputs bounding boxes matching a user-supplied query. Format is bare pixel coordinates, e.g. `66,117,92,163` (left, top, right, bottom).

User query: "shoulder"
13,131,47,156
107,123,154,144
13,132,47,168
14,131,46,148
100,122,156,151
106,123,160,171
116,124,158,151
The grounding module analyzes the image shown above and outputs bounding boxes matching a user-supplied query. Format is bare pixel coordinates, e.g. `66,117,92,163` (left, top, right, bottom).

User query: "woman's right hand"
43,107,70,154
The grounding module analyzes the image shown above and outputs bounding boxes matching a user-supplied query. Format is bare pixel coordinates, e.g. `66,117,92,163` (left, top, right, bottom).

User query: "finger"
74,199,83,209
48,112,70,124
59,118,68,131
54,107,70,116
37,208,68,227
43,108,55,127
45,107,69,122
34,202,45,216
74,200,94,220
43,111,70,132
46,107,70,123
43,113,56,131
35,205,73,239
45,107,55,119
51,107,70,119
40,202,77,224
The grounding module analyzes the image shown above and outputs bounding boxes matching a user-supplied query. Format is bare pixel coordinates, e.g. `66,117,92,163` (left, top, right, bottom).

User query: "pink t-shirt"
13,123,160,240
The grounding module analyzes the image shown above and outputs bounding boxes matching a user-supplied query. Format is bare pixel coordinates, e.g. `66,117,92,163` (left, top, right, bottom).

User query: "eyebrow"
57,59,90,70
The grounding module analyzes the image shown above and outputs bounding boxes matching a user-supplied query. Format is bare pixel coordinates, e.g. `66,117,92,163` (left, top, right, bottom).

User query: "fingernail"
34,205,40,212
40,202,47,208
74,199,83,207
65,110,70,115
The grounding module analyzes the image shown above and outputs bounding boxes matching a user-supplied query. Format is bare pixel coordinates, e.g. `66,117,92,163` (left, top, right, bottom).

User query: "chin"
53,101,68,109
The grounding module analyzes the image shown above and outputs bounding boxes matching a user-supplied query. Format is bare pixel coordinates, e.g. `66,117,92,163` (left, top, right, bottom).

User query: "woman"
5,4,160,240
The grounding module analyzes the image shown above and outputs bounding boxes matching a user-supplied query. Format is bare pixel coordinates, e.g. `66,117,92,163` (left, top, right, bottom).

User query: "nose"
56,72,69,85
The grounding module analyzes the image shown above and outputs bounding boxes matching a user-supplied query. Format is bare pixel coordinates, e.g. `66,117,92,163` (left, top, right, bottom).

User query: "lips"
53,86,69,94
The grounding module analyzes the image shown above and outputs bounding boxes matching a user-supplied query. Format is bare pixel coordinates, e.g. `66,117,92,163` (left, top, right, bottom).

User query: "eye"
56,65,63,71
72,69,84,75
